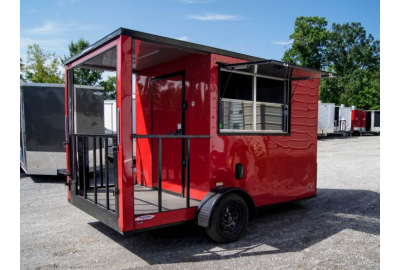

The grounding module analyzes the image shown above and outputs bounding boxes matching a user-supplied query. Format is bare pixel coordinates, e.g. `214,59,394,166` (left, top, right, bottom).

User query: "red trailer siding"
209,54,318,207
136,52,319,208
351,110,367,131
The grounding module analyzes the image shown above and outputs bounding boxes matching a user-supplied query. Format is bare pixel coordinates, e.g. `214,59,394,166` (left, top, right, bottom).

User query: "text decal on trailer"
135,215,155,221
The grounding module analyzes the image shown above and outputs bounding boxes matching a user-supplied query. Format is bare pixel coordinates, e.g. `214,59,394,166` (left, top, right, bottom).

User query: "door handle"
167,123,182,135
167,129,182,135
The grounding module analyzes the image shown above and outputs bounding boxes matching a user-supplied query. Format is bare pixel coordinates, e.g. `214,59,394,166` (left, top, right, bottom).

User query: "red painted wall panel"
136,51,320,211
209,54,318,207
136,53,211,200
117,36,134,232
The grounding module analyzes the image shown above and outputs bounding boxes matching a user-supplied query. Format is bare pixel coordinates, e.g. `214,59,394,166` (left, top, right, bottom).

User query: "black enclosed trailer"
20,83,106,175
20,83,66,175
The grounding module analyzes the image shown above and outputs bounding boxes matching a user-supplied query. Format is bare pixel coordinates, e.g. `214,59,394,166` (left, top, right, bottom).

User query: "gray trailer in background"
20,83,66,175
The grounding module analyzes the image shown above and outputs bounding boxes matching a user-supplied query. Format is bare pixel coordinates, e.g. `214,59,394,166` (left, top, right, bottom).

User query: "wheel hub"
220,205,240,233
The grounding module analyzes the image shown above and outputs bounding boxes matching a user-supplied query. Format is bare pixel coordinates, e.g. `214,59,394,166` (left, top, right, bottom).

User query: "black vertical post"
181,139,185,197
186,138,190,208
113,137,119,214
158,138,162,212
77,137,84,192
99,137,103,188
83,137,88,199
105,138,110,210
72,136,77,182
67,135,73,185
93,137,97,204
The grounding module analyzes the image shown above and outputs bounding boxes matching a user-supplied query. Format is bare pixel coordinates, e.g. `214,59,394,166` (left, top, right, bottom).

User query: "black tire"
206,193,249,243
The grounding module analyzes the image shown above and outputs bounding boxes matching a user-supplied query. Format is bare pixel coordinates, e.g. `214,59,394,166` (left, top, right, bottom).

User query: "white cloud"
180,0,216,3
27,21,62,35
187,13,241,21
20,37,70,52
272,41,293,45
25,21,102,35
176,36,189,41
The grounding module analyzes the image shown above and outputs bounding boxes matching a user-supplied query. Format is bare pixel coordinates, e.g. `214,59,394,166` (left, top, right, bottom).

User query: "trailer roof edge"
63,27,265,65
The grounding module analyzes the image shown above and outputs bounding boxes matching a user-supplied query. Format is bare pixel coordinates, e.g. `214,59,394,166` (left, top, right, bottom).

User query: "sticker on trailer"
135,215,155,221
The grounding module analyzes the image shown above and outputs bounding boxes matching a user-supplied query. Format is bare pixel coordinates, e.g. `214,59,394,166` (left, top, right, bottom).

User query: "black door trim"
150,70,186,196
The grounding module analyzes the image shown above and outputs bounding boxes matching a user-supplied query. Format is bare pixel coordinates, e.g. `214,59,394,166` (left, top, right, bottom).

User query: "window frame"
218,65,292,136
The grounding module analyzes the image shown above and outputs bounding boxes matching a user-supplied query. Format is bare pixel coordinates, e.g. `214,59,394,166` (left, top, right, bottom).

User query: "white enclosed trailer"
365,110,380,134
334,104,352,133
318,102,335,136
104,98,136,158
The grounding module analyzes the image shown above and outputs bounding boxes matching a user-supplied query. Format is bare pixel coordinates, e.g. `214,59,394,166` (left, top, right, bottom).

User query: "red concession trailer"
63,28,337,243
351,107,367,134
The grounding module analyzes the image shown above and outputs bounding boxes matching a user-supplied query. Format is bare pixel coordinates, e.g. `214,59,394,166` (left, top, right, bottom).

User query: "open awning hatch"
220,60,338,81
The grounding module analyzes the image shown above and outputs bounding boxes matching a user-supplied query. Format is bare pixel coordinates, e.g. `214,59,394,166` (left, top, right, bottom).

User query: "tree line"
283,16,380,110
20,38,116,99
20,16,379,109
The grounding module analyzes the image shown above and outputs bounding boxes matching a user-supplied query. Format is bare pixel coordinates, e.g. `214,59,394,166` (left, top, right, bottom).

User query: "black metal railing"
133,134,210,212
68,133,118,213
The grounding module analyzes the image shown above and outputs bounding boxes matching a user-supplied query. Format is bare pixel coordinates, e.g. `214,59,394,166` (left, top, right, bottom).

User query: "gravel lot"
20,136,380,270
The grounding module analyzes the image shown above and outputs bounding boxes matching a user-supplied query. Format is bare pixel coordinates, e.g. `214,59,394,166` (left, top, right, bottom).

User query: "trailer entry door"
151,72,185,195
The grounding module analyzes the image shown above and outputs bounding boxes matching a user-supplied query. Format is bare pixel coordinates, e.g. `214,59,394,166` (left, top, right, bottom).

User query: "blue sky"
20,0,380,62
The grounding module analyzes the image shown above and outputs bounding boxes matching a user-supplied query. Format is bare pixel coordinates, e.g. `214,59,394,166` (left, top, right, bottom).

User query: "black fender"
196,186,256,228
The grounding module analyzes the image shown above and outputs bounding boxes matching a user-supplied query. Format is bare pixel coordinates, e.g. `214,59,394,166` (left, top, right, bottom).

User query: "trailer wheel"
206,193,248,243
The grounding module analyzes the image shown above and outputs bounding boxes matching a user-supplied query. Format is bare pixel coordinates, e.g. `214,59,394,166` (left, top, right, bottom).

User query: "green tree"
326,22,380,75
320,22,380,109
282,16,329,70
99,76,116,100
23,44,64,83
283,17,380,110
63,38,102,86
20,58,26,82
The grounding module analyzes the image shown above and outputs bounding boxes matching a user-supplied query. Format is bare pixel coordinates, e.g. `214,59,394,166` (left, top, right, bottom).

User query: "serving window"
219,67,290,134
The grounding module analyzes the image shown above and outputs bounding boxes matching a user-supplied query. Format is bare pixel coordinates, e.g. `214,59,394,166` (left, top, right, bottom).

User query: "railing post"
77,137,83,192
113,137,119,215
99,137,103,188
186,138,190,208
105,137,110,210
83,137,89,199
93,137,97,204
158,137,162,212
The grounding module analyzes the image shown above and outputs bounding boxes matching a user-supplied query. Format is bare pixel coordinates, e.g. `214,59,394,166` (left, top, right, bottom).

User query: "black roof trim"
64,28,264,65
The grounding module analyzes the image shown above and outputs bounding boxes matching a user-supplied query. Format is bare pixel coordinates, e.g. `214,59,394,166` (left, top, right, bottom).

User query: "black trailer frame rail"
132,134,210,212
67,133,119,217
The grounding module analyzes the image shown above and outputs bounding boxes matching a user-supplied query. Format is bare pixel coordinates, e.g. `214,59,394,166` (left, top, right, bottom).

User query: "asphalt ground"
20,135,380,269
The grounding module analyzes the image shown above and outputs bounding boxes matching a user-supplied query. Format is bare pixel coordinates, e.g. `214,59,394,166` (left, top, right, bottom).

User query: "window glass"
374,111,380,127
256,103,285,131
256,77,285,103
219,68,289,134
219,99,253,131
220,71,252,101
